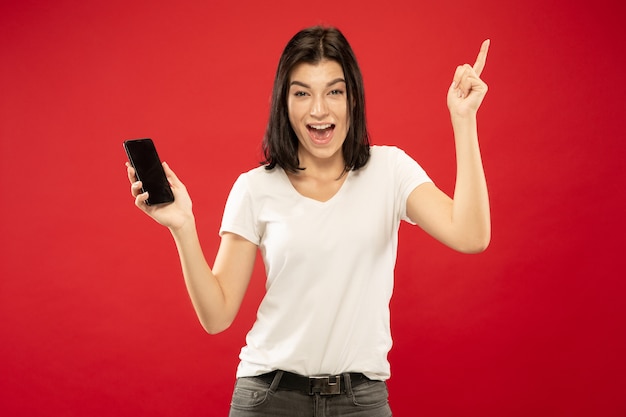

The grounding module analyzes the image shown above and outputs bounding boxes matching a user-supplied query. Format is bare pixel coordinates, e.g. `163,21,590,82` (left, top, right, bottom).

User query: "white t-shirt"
219,145,431,380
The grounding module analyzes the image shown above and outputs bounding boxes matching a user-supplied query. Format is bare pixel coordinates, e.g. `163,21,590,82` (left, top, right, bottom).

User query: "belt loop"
342,373,354,397
269,370,284,393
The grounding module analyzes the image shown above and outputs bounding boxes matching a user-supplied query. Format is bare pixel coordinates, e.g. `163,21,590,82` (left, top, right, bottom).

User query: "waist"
256,370,371,396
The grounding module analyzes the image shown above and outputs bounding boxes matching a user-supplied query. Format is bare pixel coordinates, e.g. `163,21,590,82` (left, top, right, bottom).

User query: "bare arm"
170,224,257,334
127,163,256,333
407,40,491,254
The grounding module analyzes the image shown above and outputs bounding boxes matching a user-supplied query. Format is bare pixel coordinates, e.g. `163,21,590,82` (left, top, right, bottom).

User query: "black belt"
257,370,370,396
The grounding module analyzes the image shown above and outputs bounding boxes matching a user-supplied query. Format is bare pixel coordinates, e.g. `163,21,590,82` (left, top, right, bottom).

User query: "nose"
309,95,329,118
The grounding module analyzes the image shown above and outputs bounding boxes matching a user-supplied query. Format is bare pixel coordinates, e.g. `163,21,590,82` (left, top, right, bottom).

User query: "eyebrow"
289,78,346,89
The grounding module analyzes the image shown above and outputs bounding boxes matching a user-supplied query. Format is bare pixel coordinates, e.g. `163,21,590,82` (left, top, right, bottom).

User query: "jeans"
228,371,392,417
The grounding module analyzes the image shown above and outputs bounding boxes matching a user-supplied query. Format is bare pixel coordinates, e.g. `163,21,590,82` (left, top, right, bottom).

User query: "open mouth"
307,123,335,144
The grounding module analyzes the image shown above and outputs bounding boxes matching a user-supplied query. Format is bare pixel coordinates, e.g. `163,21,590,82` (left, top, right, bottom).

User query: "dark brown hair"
262,26,370,172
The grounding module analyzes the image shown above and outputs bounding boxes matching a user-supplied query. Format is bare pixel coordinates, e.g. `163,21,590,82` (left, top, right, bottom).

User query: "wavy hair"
262,26,371,173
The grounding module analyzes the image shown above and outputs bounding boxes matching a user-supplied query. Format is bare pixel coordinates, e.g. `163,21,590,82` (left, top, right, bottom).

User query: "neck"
296,151,346,180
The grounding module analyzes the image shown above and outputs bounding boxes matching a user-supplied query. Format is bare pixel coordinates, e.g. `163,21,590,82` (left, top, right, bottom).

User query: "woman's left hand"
447,39,490,119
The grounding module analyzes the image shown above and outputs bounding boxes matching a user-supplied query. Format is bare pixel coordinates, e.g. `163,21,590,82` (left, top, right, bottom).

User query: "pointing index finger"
473,39,490,77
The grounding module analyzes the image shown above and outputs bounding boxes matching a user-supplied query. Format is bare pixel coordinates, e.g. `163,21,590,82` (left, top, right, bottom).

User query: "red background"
1,0,625,415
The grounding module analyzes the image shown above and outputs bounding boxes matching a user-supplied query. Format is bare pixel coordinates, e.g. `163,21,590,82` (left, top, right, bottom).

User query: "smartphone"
123,138,174,205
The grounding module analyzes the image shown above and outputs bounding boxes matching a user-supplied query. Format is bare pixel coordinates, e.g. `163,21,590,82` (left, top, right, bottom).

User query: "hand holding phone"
123,138,174,206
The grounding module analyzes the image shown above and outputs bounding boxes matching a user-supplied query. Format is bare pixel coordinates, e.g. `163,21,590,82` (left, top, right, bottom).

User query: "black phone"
123,138,174,205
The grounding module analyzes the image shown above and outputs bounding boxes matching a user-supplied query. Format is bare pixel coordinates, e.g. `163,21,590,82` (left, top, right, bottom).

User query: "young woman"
126,26,490,417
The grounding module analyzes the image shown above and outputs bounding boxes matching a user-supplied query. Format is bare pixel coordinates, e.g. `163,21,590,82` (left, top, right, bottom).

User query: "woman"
126,26,490,417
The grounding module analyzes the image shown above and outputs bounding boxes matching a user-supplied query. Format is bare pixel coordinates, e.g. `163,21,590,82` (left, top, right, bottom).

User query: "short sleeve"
391,147,432,224
219,173,260,245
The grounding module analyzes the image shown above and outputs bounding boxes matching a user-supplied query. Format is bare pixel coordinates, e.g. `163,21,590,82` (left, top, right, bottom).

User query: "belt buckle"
309,375,341,395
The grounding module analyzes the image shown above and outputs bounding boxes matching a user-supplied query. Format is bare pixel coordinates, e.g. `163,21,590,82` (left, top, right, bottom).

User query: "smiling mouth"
307,123,335,143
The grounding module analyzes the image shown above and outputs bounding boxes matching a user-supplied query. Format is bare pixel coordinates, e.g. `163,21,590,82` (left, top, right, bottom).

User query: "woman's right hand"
127,161,194,231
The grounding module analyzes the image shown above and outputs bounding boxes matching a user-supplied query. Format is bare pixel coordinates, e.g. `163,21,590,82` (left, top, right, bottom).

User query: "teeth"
309,124,332,130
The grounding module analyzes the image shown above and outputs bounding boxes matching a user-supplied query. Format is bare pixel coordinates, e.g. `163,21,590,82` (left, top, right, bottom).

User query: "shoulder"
230,165,287,199
370,145,410,158
366,145,413,167
350,146,414,184
366,145,430,184
238,164,283,184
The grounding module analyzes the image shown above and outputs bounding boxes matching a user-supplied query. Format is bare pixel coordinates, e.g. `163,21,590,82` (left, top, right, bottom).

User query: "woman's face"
287,60,349,169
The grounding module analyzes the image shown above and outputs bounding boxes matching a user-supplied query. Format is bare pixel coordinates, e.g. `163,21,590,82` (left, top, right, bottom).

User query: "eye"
329,89,345,96
293,91,308,97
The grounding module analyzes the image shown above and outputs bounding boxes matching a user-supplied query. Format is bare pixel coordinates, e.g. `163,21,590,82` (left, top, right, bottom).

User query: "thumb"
162,162,179,184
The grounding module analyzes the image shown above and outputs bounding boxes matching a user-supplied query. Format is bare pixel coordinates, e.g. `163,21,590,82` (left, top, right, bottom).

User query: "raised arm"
407,40,491,253
127,163,257,333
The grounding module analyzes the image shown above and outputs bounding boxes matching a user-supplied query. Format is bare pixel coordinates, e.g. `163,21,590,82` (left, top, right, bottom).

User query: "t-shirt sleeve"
219,173,260,245
392,147,433,224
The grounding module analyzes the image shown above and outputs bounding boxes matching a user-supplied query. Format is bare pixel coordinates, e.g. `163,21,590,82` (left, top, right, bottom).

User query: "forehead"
289,60,345,85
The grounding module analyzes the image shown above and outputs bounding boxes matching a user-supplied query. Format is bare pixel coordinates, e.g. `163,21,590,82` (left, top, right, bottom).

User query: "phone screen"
123,138,174,205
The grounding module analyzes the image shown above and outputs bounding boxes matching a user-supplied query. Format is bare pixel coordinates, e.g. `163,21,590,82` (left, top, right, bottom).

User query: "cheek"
286,108,298,131
335,105,349,129
334,100,348,120
287,102,304,125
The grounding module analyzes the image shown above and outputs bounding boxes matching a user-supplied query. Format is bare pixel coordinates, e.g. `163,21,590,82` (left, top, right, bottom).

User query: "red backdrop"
1,0,625,415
